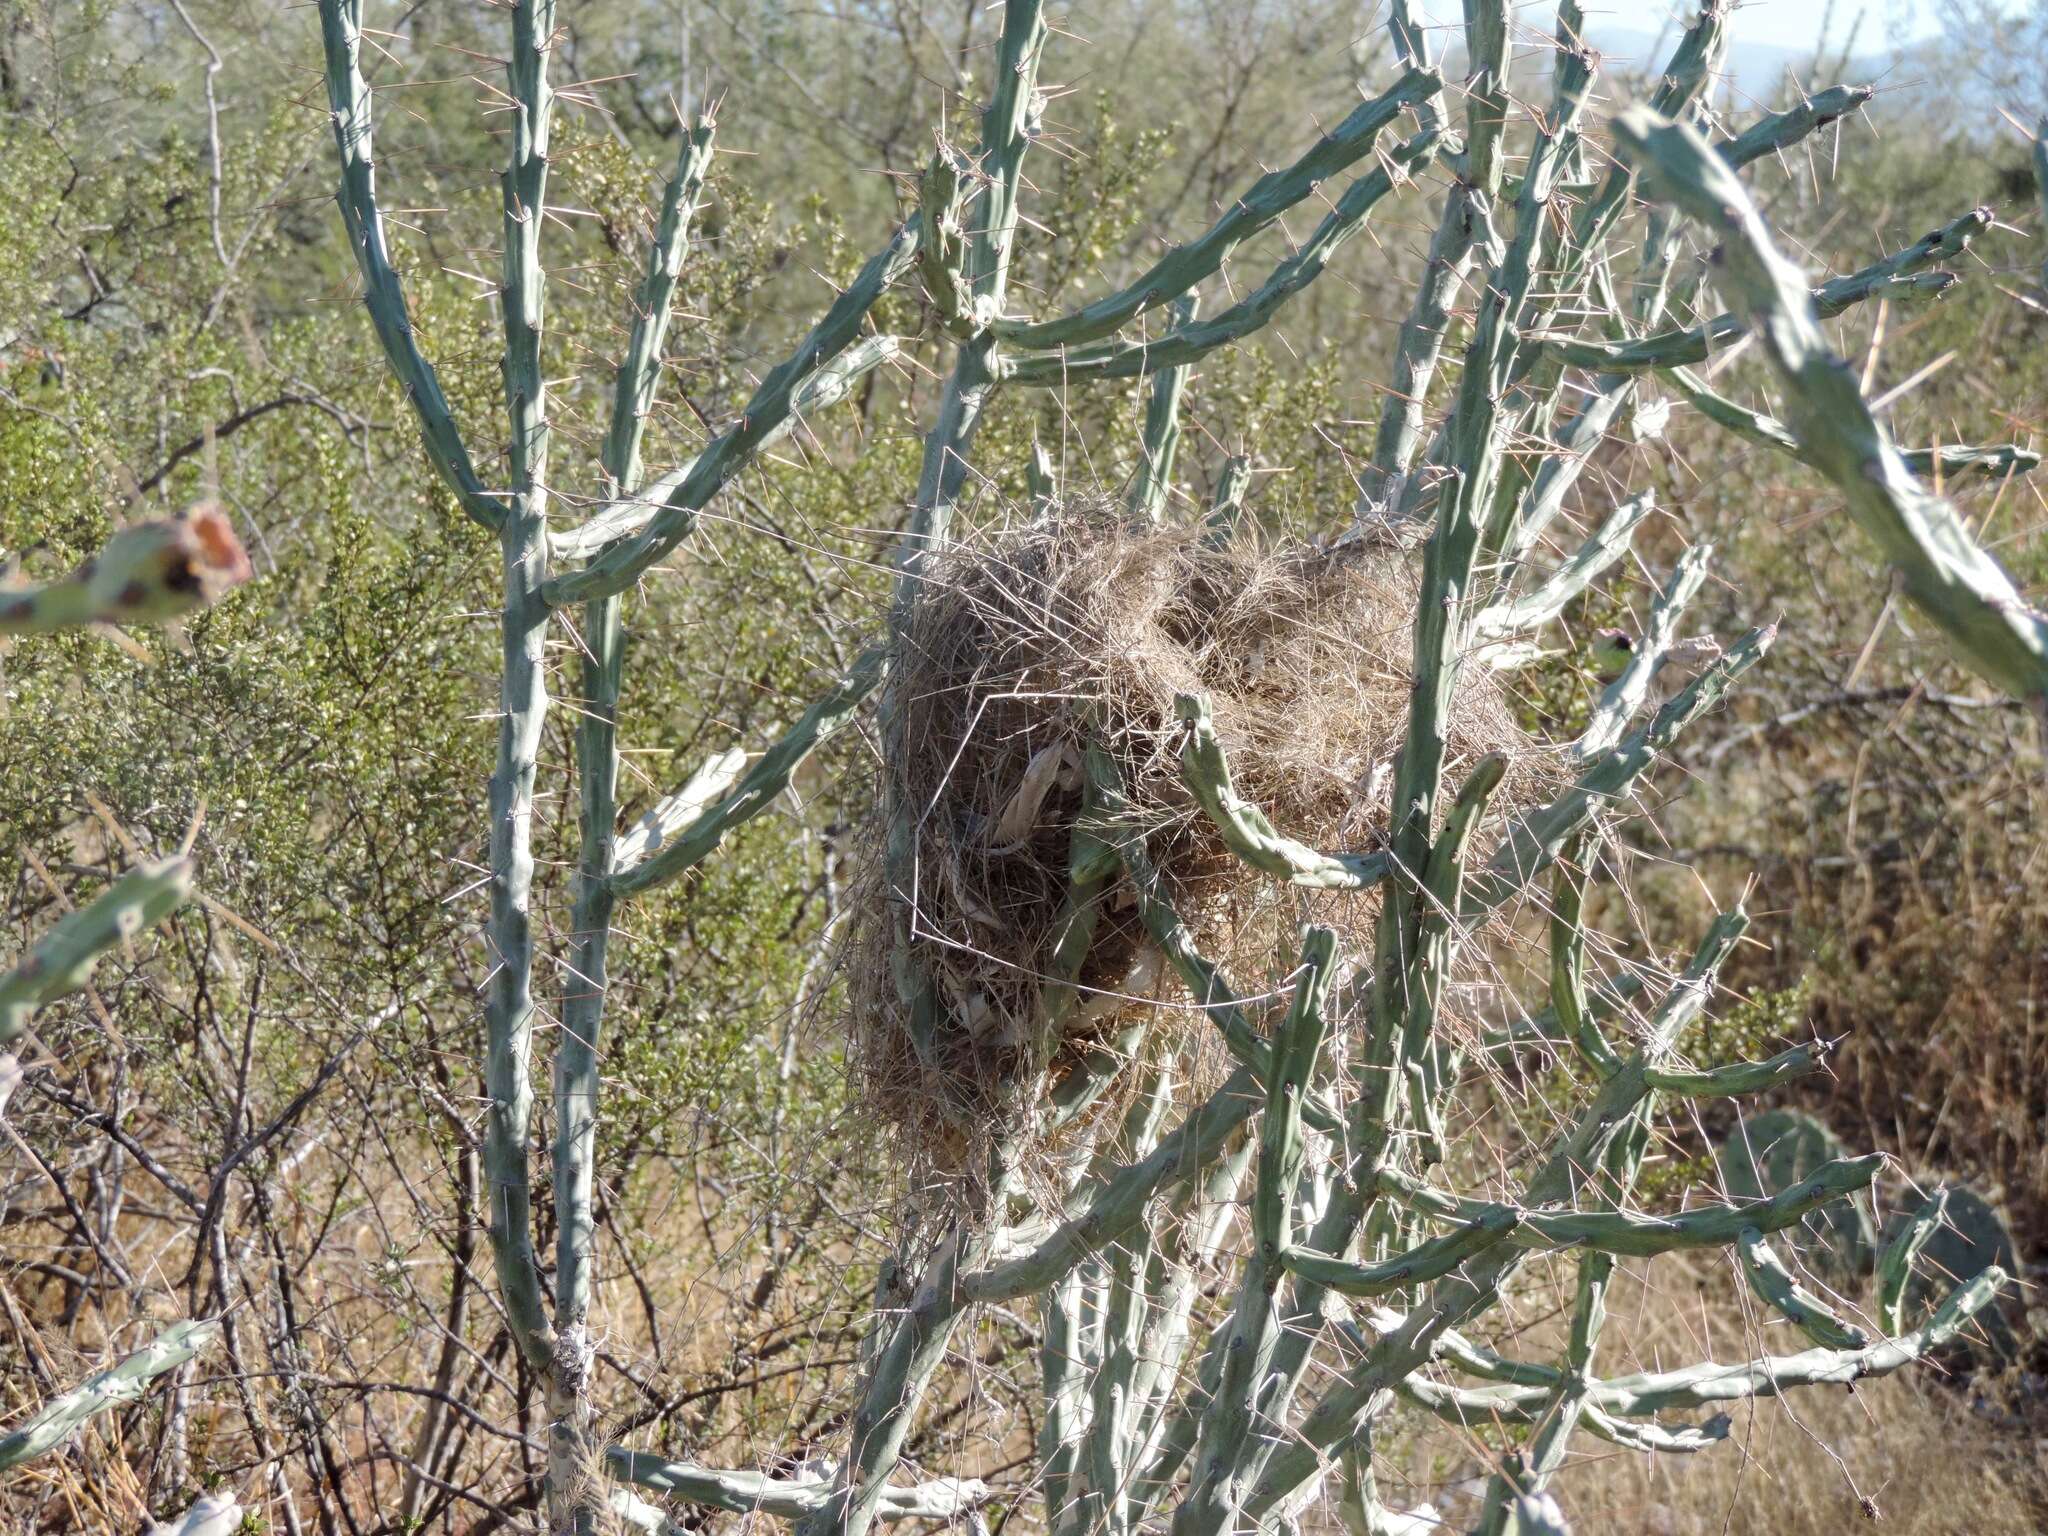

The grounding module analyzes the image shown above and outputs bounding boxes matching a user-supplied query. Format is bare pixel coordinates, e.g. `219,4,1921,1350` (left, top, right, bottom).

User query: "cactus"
0,857,195,1047
1718,1109,1877,1276
0,507,245,1495
307,2,2038,1530
0,1319,221,1474
1891,1182,2022,1360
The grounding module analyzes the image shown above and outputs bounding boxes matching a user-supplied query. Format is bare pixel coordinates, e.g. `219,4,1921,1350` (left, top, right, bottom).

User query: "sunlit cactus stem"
0,1319,221,1473
1,858,195,1045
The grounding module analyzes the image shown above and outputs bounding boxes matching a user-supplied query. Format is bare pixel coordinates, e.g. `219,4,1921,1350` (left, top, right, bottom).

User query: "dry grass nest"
843,503,1557,1160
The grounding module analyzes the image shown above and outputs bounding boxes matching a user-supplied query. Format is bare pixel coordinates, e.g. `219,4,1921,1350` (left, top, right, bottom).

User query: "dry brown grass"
840,505,1550,1165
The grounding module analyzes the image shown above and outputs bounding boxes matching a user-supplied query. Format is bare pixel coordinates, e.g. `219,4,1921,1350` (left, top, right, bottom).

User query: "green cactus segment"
603,117,717,499
1183,926,1337,1536
916,137,976,335
1127,297,1198,523
1174,695,1390,890
1736,1226,1870,1349
1463,624,1774,919
478,0,563,1395
553,335,902,562
1256,927,1338,1255
1,858,195,1045
1359,4,1489,514
549,307,910,603
1098,751,1341,1138
1471,494,1655,645
1283,1206,1519,1297
1671,366,2040,485
1374,1153,1882,1258
1004,126,1444,386
316,0,501,531
1719,85,1875,169
1718,1109,1876,1276
607,650,886,898
0,509,253,635
1553,3,1725,289
1400,1371,1703,1444
1547,842,1622,1078
1027,440,1061,517
1896,1183,2021,1359
1477,1246,1611,1535
1595,1265,2007,1413
0,1318,220,1472
964,1063,1269,1306
557,108,720,1429
1241,911,1748,1522
1401,756,1508,1163
1039,1266,1093,1531
1539,208,1986,374
1202,455,1252,547
1394,1268,2005,1424
995,68,1442,351
605,1452,990,1520
1641,1042,1826,1097
1616,107,2048,703
1877,1187,1947,1337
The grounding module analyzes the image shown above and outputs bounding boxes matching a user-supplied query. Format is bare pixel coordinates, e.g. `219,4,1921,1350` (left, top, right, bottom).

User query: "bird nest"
841,504,1551,1164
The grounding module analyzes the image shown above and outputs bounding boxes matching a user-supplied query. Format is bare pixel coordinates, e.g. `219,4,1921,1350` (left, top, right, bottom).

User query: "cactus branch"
1461,625,1774,920
316,0,502,531
1127,297,1197,522
1579,543,1713,757
1720,85,1876,169
1174,694,1390,890
547,278,913,603
1615,107,2048,703
608,649,886,897
1737,1227,1870,1349
0,1319,220,1472
603,117,718,499
1535,208,1986,373
1471,494,1655,644
0,508,252,634
1,858,194,1045
606,1453,992,1520
1004,129,1443,386
994,68,1442,350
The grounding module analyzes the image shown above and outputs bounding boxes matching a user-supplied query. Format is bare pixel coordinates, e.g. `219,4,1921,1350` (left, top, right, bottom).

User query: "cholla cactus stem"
0,1319,220,1472
316,0,502,531
1127,296,1197,522
1,858,195,1045
1615,107,2048,703
994,68,1442,351
0,508,252,634
1002,124,1444,387
1876,1187,1950,1336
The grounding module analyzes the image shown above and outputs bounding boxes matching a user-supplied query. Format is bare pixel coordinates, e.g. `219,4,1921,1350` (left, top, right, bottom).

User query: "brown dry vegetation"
842,507,1551,1159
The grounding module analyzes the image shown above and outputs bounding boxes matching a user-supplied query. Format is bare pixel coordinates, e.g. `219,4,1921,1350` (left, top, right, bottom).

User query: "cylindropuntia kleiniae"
305,2,2040,1531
